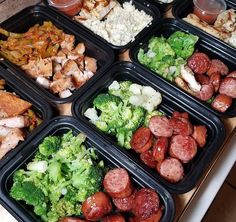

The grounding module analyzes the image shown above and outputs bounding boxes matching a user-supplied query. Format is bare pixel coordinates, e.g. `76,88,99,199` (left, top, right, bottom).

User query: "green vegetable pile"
84,81,163,149
138,31,199,81
10,131,104,222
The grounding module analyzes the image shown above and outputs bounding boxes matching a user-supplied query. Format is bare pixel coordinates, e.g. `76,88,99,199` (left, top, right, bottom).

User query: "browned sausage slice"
227,71,236,78
134,136,153,154
153,137,169,162
82,192,112,221
169,135,197,163
129,208,163,222
207,59,229,76
195,74,210,85
169,114,193,135
192,125,207,148
149,116,173,138
210,72,221,92
196,84,214,101
59,217,88,222
132,188,160,220
140,149,157,168
219,77,236,98
103,168,133,198
156,157,184,183
187,52,211,74
172,111,189,119
101,214,125,222
211,94,233,113
112,190,136,212
131,127,152,152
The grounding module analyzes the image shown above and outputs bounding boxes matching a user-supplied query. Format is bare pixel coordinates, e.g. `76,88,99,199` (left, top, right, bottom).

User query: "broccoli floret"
38,136,61,159
108,81,132,102
47,160,62,183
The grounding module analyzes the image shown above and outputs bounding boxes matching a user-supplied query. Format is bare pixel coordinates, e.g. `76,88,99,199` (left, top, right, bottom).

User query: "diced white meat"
36,76,51,89
0,128,24,159
53,62,62,73
71,70,86,88
67,51,80,60
60,34,75,51
73,42,86,55
85,56,97,73
21,58,53,79
61,60,81,76
83,70,94,79
52,50,67,64
50,76,74,94
0,126,12,137
53,71,64,81
181,65,202,92
0,116,30,128
59,89,73,98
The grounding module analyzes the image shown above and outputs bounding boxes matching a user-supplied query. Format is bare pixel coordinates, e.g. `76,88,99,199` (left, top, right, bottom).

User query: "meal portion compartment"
0,66,54,168
45,0,161,52
0,5,114,104
129,18,236,118
172,0,236,56
0,116,175,222
72,61,225,193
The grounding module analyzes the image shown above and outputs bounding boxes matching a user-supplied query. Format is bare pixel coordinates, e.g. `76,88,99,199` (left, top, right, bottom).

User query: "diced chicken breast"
36,76,51,89
59,89,73,98
71,70,86,88
0,116,30,128
85,56,97,73
60,34,75,51
53,71,64,81
61,60,81,76
53,62,62,73
52,50,67,64
73,42,86,55
50,76,74,94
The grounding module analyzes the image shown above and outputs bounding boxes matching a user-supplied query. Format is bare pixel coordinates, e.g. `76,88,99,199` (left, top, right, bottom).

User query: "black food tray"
0,66,54,169
72,61,225,194
147,0,182,13
0,116,175,222
0,5,114,104
44,0,161,53
129,18,236,118
172,0,236,57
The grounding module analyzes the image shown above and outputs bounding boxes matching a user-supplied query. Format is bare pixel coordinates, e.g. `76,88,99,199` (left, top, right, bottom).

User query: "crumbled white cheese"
78,2,153,46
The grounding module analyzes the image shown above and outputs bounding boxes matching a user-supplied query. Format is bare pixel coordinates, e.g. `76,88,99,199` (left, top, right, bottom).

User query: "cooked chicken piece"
50,76,74,94
0,127,24,159
53,62,62,73
0,116,30,128
52,50,67,64
21,57,53,79
73,42,86,55
0,126,11,139
60,34,75,51
175,76,196,96
67,51,81,60
59,89,73,98
53,71,64,81
36,76,51,89
83,70,94,79
0,79,5,89
61,59,81,76
85,56,97,73
72,70,86,88
0,91,32,118
75,55,85,70
181,65,201,92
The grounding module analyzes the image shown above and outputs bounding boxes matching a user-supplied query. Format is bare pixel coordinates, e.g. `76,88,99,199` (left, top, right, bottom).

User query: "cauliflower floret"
108,80,120,90
129,83,142,95
129,95,145,106
84,108,99,123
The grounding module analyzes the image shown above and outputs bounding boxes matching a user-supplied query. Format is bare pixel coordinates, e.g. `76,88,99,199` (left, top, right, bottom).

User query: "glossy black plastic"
147,0,181,13
0,66,54,169
0,5,114,104
129,18,236,118
172,0,236,57
72,61,226,194
0,116,175,222
44,0,161,52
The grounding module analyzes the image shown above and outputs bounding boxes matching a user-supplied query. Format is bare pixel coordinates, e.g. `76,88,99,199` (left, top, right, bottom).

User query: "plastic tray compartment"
172,0,236,57
45,0,161,52
0,66,54,169
0,116,175,222
0,5,114,104
147,0,181,13
129,18,236,118
72,61,226,194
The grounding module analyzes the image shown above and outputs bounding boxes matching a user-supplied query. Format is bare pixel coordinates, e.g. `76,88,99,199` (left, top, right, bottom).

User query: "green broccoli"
108,81,132,102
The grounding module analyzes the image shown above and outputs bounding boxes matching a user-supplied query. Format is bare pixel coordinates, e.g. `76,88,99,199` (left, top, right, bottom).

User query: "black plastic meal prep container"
0,66,54,169
172,0,236,58
129,18,236,118
147,0,182,13
44,0,161,53
0,5,114,104
72,61,226,194
0,116,175,222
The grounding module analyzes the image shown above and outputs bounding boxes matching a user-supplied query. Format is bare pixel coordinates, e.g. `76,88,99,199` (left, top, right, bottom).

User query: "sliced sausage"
192,125,207,148
172,111,189,119
103,168,133,198
195,74,210,85
169,135,197,163
132,188,160,220
187,52,211,74
129,208,163,222
219,77,236,98
210,72,221,92
207,59,229,76
156,157,184,183
149,116,173,138
59,217,88,222
227,71,236,78
101,214,125,222
211,94,233,113
140,149,157,168
196,84,214,101
169,114,193,135
112,190,136,212
81,192,112,221
153,137,169,162
134,136,153,154
131,127,152,152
